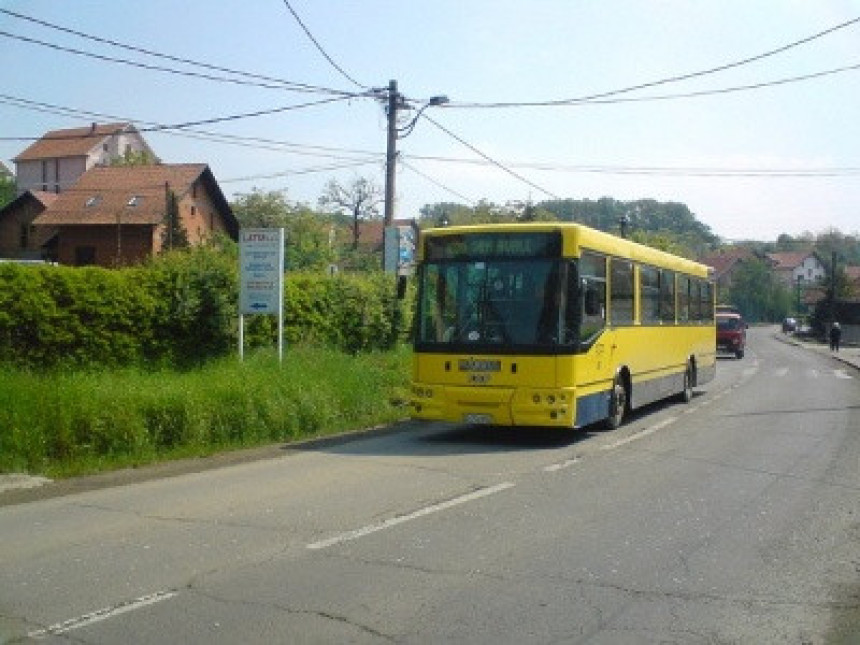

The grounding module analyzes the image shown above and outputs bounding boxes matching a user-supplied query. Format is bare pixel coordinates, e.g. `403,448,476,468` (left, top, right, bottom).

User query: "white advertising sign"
239,228,284,315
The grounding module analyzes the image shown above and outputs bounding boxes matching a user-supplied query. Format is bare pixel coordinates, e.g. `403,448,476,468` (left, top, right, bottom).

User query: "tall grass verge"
0,346,412,478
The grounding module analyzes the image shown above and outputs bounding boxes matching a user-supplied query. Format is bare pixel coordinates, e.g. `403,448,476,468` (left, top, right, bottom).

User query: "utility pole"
380,79,448,271
830,250,837,323
383,79,399,230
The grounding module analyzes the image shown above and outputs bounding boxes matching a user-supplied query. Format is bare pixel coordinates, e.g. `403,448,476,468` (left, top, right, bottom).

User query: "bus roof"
418,222,712,279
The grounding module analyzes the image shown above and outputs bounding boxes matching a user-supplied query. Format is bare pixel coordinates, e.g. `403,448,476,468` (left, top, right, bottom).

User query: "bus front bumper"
410,384,577,428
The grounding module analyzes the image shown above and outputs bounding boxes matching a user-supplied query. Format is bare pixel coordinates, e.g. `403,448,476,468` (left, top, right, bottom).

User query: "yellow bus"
410,222,715,429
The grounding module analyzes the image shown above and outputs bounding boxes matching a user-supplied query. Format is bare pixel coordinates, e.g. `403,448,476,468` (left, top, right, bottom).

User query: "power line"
222,159,381,184
0,95,358,141
4,92,856,181
449,16,860,108
0,93,383,161
400,160,476,205
280,0,367,90
0,8,356,97
0,28,368,97
555,61,860,106
406,153,860,178
423,114,561,200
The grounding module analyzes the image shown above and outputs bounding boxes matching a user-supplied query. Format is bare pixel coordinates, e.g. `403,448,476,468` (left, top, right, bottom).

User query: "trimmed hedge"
0,247,411,369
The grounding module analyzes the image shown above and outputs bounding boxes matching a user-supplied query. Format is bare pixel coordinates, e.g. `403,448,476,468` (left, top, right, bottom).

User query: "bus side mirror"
396,275,408,300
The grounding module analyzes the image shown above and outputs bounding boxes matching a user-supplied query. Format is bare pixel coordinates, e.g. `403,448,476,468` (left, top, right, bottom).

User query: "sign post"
239,228,285,362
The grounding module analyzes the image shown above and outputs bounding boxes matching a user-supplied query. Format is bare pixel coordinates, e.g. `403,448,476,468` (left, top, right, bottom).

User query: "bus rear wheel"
604,379,627,430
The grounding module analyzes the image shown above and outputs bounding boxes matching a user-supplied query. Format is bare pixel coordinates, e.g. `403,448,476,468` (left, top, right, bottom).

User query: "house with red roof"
13,122,154,195
32,164,238,267
765,250,827,290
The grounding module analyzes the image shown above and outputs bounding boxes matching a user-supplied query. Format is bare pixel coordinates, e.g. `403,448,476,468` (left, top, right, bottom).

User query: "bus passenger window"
640,266,659,324
660,269,676,323
678,276,691,323
578,252,607,345
610,259,634,325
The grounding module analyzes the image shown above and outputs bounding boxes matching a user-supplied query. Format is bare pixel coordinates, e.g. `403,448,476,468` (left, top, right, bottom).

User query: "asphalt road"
1,327,859,644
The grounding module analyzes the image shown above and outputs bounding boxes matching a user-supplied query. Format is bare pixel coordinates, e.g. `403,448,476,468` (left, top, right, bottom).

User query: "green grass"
0,346,412,478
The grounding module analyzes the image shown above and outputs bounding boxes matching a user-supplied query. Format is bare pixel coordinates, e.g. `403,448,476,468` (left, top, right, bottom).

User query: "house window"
85,195,102,207
19,224,29,249
75,246,96,266
127,195,142,207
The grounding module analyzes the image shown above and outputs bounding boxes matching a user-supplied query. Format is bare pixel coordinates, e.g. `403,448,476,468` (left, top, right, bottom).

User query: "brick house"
700,247,760,302
0,190,58,260
13,122,154,195
32,164,238,267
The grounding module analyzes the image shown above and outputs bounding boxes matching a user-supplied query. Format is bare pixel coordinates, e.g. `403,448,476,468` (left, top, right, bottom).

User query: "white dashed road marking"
307,482,516,550
28,591,177,639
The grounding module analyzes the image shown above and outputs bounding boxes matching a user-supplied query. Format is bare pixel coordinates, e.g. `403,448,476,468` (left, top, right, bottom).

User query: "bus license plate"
464,413,492,425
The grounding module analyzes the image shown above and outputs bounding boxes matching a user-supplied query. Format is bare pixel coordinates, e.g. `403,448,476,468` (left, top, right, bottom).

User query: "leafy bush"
0,246,413,369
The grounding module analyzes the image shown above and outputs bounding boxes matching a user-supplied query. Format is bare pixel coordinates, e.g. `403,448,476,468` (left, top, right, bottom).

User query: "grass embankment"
0,346,412,479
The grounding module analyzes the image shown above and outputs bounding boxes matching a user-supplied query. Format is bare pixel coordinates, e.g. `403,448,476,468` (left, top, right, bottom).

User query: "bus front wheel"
605,379,627,430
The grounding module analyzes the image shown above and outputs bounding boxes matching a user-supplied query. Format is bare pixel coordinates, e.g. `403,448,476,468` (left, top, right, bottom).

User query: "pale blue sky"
2,0,859,240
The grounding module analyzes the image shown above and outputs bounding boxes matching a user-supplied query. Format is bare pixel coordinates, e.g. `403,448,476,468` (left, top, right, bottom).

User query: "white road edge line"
28,590,177,638
601,416,678,451
307,482,516,551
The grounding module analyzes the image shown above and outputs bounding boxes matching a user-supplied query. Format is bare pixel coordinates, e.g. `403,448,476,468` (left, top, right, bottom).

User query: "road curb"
773,332,860,372
0,419,417,507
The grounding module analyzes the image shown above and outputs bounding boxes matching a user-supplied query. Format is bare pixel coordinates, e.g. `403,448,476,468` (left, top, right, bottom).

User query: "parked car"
782,317,797,333
716,312,747,359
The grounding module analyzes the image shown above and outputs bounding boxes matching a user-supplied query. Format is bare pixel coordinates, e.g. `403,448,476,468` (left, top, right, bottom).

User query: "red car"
716,312,746,359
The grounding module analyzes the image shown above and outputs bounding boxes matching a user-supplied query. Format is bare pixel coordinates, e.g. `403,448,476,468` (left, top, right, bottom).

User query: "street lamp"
381,80,448,270
396,94,449,139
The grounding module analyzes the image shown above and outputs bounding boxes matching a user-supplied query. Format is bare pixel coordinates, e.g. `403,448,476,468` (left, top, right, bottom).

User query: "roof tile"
14,122,133,162
33,164,208,226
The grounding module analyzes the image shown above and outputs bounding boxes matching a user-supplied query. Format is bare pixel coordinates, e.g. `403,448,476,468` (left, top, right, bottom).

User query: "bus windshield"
415,258,579,352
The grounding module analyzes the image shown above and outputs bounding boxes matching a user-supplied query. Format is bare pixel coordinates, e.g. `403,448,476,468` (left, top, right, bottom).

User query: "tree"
318,177,382,248
109,149,161,166
726,258,791,322
231,188,336,271
161,189,189,251
0,175,15,209
231,188,292,229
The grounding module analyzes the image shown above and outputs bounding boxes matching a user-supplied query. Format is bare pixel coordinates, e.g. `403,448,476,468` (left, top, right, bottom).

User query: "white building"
13,122,154,195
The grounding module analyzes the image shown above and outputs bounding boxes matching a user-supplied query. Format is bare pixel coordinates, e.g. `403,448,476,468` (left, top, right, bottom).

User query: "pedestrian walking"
829,321,842,352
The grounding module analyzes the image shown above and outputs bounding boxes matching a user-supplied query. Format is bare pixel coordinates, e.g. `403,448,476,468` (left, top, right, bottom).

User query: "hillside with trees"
419,197,719,259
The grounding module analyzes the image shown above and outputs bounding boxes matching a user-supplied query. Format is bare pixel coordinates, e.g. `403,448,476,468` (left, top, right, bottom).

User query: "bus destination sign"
425,232,561,260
